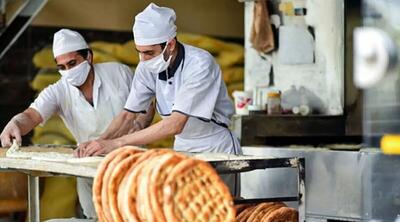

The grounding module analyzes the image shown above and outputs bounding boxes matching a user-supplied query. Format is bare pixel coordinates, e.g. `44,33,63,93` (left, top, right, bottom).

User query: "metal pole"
28,175,40,222
298,158,306,222
0,0,5,29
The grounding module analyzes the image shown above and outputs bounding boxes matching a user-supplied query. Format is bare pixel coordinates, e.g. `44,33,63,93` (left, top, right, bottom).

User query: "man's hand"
74,141,91,157
0,120,21,148
76,139,120,157
1,108,42,148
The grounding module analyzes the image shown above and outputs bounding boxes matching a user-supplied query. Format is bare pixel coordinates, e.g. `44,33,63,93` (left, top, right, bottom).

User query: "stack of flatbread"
236,202,298,222
92,146,236,222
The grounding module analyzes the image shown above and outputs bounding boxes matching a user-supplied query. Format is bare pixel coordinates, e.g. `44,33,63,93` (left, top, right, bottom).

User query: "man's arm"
99,101,156,140
129,101,156,134
82,112,188,156
116,111,187,146
98,110,138,140
0,108,43,147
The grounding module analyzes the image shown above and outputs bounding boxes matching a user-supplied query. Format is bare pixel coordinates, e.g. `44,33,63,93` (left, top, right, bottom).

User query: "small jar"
267,91,281,114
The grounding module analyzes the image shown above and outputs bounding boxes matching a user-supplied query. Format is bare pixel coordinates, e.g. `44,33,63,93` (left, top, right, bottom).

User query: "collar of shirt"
158,41,185,81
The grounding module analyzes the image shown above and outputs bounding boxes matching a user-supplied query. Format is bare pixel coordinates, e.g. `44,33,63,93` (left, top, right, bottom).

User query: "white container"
254,84,269,110
232,91,253,115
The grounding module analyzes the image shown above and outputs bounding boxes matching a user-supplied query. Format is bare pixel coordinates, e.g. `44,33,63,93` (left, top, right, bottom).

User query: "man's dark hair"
77,48,93,59
159,36,177,49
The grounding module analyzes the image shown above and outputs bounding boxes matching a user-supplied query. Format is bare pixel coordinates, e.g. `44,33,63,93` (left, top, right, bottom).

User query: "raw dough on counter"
5,142,103,164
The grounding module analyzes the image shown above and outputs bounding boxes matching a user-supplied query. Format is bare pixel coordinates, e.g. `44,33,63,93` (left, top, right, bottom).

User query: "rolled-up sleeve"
29,83,60,124
172,58,221,121
124,66,155,113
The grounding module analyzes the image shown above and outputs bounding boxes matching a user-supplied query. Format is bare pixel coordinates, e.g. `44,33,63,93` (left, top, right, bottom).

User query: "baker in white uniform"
0,29,154,220
80,3,242,194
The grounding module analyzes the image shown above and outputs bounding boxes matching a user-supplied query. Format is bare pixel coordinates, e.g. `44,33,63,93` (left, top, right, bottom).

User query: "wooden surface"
0,146,98,178
0,199,27,214
0,146,74,157
0,146,271,178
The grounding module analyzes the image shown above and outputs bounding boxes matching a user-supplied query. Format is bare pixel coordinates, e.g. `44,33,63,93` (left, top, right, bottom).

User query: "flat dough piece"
108,153,142,222
163,158,235,222
29,153,73,162
236,205,257,222
148,152,186,222
118,149,171,222
234,204,256,216
101,148,142,222
136,154,161,221
92,146,143,222
66,156,104,164
262,207,298,222
248,203,285,222
6,146,74,161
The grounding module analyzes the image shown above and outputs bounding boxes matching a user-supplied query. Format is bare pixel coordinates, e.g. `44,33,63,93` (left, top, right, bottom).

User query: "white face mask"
140,43,172,74
59,60,91,86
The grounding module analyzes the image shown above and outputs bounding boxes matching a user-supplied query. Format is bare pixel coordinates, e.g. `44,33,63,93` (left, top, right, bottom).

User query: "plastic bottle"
267,91,281,114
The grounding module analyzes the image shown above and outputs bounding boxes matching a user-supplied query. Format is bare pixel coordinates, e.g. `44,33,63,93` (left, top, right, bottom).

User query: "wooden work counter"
0,146,306,222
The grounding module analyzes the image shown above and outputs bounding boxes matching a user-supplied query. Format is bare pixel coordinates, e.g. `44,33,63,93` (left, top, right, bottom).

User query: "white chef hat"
133,3,177,46
52,29,89,58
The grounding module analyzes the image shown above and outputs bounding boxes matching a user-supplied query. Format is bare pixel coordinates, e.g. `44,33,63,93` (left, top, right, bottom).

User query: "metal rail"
1,156,305,222
210,157,306,222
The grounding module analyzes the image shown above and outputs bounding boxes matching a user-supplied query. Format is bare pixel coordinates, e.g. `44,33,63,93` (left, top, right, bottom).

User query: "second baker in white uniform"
81,3,242,194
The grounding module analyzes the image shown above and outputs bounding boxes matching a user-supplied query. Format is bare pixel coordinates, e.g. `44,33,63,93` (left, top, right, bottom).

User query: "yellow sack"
197,36,229,55
32,47,55,69
147,139,174,148
227,82,244,98
222,67,244,84
92,49,119,64
115,41,140,65
90,41,139,65
30,70,60,92
178,33,232,55
40,177,77,221
31,133,74,145
89,41,119,56
177,33,203,46
216,46,244,68
32,116,76,143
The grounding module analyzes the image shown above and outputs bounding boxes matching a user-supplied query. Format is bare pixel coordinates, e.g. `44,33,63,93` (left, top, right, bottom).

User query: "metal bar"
234,197,299,204
210,156,306,221
210,157,298,174
297,158,306,222
0,0,5,29
28,175,40,222
0,0,47,59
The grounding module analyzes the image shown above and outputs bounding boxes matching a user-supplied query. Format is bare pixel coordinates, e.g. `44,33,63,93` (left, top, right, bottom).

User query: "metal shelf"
209,157,306,222
0,151,305,222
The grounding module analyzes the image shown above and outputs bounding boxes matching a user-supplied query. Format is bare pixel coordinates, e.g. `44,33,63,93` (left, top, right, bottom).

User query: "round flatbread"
100,147,143,222
108,153,142,222
146,152,186,222
93,146,143,222
248,202,285,222
234,204,255,216
136,154,160,221
118,149,171,222
236,205,257,222
163,158,235,222
262,207,298,222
